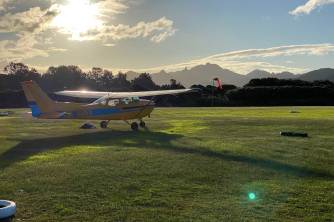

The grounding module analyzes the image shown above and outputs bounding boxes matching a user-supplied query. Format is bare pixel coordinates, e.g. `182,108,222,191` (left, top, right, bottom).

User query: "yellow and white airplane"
21,81,200,130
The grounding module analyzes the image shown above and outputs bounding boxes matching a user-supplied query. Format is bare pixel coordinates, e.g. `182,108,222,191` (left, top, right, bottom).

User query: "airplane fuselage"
32,99,155,120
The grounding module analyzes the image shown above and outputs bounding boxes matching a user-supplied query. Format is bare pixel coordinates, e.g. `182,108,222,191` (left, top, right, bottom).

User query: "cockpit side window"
133,97,140,103
121,97,133,105
108,99,119,106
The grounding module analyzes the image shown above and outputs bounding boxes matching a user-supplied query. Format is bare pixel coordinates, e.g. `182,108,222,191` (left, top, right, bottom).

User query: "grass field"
1,107,334,221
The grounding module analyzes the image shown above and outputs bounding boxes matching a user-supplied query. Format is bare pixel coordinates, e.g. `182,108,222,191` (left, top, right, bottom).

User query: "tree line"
1,62,334,108
225,78,334,106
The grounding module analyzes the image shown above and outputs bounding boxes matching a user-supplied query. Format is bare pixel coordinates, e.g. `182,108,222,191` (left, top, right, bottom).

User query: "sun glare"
52,0,102,40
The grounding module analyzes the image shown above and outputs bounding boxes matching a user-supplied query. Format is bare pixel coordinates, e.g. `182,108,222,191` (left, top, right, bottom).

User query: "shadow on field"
1,129,333,180
157,145,334,180
0,130,182,170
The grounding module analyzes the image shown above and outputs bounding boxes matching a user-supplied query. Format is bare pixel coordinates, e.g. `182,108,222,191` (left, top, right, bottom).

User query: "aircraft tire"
131,122,138,131
100,121,108,128
0,200,16,219
139,121,145,128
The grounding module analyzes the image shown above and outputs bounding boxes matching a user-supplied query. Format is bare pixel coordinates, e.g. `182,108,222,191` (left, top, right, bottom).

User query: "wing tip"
190,88,202,93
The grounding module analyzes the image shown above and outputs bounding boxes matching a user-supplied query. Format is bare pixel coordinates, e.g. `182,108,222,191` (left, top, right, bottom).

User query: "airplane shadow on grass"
0,130,181,170
1,129,333,180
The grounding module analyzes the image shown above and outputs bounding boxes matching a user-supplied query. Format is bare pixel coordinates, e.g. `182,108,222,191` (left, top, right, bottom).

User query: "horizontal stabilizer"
20,111,33,119
37,112,65,119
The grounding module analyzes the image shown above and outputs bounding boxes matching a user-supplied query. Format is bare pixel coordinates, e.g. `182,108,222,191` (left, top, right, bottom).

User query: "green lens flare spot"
249,193,256,199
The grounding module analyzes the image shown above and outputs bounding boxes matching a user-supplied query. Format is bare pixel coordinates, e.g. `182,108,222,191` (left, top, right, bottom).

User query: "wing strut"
135,96,155,118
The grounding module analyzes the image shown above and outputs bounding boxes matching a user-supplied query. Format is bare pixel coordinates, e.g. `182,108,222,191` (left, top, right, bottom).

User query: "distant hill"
128,63,251,87
298,68,334,82
125,71,141,80
126,64,334,87
247,70,296,79
151,70,177,86
164,63,251,87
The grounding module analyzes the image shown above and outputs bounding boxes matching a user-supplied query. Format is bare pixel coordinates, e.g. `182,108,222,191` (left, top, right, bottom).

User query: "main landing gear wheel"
100,121,108,128
139,121,146,128
131,122,139,131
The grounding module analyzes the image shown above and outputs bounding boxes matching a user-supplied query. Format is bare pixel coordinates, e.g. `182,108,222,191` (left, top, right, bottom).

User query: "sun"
52,0,103,40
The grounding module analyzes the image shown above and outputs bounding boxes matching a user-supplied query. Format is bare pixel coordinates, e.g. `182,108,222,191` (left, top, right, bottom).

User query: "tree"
88,67,103,85
244,78,312,87
42,65,85,90
110,72,131,91
161,79,185,89
3,62,40,89
131,73,158,91
100,70,114,90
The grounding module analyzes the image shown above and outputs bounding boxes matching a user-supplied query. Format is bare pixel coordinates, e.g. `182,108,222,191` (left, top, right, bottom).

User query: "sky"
1,0,334,75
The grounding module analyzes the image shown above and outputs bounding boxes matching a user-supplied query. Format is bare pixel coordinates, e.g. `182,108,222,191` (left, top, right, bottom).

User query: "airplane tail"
21,81,56,117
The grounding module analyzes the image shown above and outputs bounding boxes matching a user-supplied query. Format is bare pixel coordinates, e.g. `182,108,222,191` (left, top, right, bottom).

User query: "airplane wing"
55,91,107,98
55,88,201,99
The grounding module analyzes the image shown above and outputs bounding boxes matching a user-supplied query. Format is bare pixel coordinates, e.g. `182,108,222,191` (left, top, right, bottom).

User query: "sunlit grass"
0,107,333,221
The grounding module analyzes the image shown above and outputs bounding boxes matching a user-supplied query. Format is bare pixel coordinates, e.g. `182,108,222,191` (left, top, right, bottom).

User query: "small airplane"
21,80,201,130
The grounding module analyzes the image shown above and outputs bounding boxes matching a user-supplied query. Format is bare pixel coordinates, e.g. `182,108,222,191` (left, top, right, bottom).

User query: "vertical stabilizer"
21,81,55,117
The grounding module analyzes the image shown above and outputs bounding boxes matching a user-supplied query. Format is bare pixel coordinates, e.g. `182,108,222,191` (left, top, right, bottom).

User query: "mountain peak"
247,70,271,78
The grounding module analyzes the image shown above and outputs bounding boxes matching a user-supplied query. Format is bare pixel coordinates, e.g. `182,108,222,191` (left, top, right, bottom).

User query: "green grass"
0,107,334,221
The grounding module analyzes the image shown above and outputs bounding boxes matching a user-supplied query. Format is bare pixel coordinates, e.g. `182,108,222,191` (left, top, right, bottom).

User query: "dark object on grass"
80,122,97,129
280,132,308,137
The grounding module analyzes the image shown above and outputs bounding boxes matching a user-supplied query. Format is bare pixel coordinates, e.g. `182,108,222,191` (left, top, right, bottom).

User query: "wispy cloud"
204,44,334,60
85,16,177,43
98,0,129,17
289,0,334,16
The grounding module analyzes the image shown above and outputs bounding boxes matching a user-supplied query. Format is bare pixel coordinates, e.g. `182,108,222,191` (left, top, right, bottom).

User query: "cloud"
103,43,115,47
0,4,59,70
83,16,177,43
0,34,49,62
46,0,176,42
0,6,58,33
97,0,129,17
204,44,334,61
0,1,9,12
47,46,68,52
289,0,334,16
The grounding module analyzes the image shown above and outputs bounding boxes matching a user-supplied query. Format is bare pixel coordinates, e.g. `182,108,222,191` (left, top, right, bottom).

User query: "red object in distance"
213,78,222,89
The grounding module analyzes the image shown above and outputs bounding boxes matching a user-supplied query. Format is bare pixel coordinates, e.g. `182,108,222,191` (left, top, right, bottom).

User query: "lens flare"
249,193,256,199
